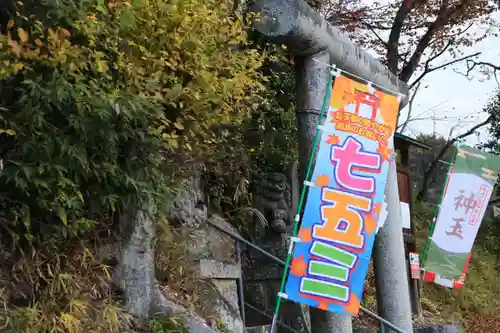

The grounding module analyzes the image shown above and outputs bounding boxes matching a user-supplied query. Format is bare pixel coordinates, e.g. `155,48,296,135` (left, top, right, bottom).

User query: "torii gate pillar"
296,51,354,333
250,1,414,333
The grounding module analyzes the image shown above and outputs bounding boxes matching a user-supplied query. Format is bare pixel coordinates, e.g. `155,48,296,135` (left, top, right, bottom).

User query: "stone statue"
253,172,290,237
243,162,309,333
249,162,298,256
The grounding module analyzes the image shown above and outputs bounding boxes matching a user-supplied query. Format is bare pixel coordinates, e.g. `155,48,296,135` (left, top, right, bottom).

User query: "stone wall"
168,177,244,333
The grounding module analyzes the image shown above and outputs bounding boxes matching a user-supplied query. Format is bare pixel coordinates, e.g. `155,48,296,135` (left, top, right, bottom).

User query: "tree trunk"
416,116,492,202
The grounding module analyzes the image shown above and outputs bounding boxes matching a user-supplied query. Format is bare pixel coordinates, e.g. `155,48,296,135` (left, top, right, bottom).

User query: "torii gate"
249,1,413,333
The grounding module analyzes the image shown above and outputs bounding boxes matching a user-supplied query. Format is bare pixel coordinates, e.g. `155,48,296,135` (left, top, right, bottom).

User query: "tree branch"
399,0,474,82
416,115,493,201
398,82,421,133
409,51,481,89
366,25,389,48
386,0,414,73
399,3,450,82
465,60,500,87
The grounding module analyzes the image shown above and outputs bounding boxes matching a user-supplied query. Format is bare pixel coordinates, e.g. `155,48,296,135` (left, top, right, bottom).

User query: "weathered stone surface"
210,279,245,333
169,177,207,229
199,259,241,279
249,0,409,107
243,167,310,333
247,325,270,333
115,199,158,324
152,289,221,333
414,324,461,333
168,178,244,333
373,159,414,333
352,326,376,333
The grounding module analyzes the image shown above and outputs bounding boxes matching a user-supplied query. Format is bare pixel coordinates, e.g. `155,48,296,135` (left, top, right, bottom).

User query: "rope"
420,144,458,268
269,70,334,333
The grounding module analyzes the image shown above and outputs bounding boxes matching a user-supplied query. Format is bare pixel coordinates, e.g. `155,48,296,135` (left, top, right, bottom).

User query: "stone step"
246,325,269,333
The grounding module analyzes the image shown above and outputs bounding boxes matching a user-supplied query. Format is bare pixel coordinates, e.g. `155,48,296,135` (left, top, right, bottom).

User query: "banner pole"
420,144,458,268
269,70,334,333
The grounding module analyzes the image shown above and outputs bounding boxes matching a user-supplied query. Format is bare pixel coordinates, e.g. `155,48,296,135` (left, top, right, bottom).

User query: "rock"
167,178,244,333
199,259,241,279
152,290,221,333
352,326,376,333
116,199,158,324
191,215,245,333
246,325,269,333
414,324,461,333
169,177,207,229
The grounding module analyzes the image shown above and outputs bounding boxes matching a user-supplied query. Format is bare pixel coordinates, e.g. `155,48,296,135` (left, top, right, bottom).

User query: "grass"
413,202,500,331
0,216,205,333
355,202,500,332
0,242,134,333
3,200,499,333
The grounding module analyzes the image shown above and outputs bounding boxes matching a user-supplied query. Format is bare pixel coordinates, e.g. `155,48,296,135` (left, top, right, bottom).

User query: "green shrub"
0,0,266,248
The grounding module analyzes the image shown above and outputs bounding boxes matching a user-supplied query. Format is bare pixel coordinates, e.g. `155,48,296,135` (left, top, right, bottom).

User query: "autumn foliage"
321,0,499,84
0,0,267,331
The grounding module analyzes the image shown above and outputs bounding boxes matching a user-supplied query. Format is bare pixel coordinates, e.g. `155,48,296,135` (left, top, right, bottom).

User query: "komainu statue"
243,163,310,333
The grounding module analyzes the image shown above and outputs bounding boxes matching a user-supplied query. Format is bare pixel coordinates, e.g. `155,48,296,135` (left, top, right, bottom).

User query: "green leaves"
0,0,270,249
119,9,136,29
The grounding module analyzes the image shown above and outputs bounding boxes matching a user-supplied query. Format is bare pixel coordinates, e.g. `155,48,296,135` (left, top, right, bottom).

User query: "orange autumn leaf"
314,174,330,187
377,143,392,162
298,227,313,243
379,138,389,148
372,203,382,216
291,255,307,277
326,134,339,145
343,293,361,315
364,213,377,236
317,300,330,311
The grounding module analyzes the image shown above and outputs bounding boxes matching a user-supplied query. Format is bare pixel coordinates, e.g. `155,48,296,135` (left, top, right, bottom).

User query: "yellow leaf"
60,28,71,37
60,312,81,332
48,28,57,42
76,190,84,203
12,63,23,73
97,60,108,73
7,19,14,30
34,39,42,46
0,129,16,136
17,27,28,43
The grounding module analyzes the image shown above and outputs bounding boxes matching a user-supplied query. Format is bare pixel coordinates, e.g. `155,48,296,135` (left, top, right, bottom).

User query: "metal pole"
359,307,406,333
236,242,246,327
207,219,286,266
372,157,414,333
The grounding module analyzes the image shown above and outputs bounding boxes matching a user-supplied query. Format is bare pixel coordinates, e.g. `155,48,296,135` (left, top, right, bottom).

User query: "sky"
394,15,500,146
358,2,500,146
397,34,500,146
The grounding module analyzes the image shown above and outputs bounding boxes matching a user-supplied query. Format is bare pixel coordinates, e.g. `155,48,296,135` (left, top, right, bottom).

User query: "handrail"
207,219,408,333
244,302,304,333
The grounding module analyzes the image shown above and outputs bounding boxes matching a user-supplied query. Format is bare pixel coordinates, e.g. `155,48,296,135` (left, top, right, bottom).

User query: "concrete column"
373,157,413,333
295,50,352,333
